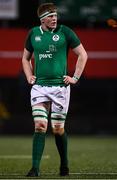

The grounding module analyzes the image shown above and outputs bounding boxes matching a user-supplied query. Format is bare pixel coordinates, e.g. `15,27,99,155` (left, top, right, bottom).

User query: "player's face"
43,14,57,29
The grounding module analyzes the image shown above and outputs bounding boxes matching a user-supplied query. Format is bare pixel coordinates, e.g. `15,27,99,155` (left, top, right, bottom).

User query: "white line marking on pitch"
0,155,50,159
0,172,117,175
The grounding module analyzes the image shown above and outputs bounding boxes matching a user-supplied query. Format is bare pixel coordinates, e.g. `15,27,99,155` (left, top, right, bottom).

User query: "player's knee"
52,127,64,135
51,112,66,135
35,121,47,133
32,106,48,133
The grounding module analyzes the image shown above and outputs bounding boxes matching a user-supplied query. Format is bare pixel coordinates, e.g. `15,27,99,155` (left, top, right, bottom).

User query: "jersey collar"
39,25,60,34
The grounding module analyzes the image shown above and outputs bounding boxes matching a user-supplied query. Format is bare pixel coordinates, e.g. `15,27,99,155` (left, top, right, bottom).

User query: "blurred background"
0,0,117,135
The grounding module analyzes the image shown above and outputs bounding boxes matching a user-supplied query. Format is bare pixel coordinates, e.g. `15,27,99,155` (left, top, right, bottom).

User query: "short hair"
37,3,57,18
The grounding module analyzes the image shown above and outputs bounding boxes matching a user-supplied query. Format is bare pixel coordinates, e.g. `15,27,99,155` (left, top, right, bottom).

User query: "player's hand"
28,75,36,84
63,75,77,85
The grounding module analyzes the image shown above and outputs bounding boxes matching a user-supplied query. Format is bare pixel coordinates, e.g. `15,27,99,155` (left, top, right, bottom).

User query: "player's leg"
52,114,69,176
51,86,70,176
27,102,50,177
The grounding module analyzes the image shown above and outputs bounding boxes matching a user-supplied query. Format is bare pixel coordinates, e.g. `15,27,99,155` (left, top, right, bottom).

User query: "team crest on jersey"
52,34,59,41
35,36,41,41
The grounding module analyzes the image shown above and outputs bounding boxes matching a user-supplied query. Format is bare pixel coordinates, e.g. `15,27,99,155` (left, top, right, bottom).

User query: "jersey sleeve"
24,29,34,53
62,25,81,49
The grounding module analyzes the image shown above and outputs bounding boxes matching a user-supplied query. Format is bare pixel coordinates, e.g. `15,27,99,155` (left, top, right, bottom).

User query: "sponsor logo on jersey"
52,34,59,41
39,53,52,60
35,36,41,41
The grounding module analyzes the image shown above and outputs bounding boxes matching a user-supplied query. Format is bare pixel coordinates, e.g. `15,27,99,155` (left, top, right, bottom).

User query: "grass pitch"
0,135,117,179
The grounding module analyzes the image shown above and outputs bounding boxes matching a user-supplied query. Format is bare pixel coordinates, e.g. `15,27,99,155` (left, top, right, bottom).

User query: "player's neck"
41,24,56,32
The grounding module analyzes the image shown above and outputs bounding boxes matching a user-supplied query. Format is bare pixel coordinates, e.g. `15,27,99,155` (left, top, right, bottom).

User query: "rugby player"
22,2,87,177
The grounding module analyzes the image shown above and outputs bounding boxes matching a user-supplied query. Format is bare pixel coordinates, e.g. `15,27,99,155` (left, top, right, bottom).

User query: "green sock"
32,132,46,170
55,132,68,167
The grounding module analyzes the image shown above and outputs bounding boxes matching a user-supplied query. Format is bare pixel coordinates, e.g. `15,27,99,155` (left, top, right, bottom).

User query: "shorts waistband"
38,85,68,88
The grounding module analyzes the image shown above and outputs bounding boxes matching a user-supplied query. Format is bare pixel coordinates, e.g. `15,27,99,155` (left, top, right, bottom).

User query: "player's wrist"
72,75,79,82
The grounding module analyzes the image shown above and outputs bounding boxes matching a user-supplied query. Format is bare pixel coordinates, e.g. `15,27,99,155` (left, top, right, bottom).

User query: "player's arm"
72,43,88,81
63,43,88,85
22,48,36,84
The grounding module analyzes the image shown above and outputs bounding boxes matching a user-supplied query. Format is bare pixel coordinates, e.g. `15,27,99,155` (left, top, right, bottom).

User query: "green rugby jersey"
25,25,80,86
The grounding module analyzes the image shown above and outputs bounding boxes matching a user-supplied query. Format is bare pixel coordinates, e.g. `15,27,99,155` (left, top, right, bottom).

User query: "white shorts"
31,85,70,114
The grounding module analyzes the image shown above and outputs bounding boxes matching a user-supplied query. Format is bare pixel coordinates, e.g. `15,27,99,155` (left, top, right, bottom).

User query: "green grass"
0,135,117,179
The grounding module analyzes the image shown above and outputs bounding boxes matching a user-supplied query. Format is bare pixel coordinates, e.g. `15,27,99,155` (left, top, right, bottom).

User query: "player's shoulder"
59,24,74,35
31,26,40,33
54,24,71,33
28,26,41,36
61,24,72,31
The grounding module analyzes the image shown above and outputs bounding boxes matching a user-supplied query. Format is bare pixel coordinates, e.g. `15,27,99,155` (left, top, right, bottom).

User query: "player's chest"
31,32,66,51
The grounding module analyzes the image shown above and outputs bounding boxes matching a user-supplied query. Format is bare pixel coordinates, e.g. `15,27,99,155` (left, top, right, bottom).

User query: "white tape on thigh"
51,112,66,128
51,120,64,128
32,106,48,122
